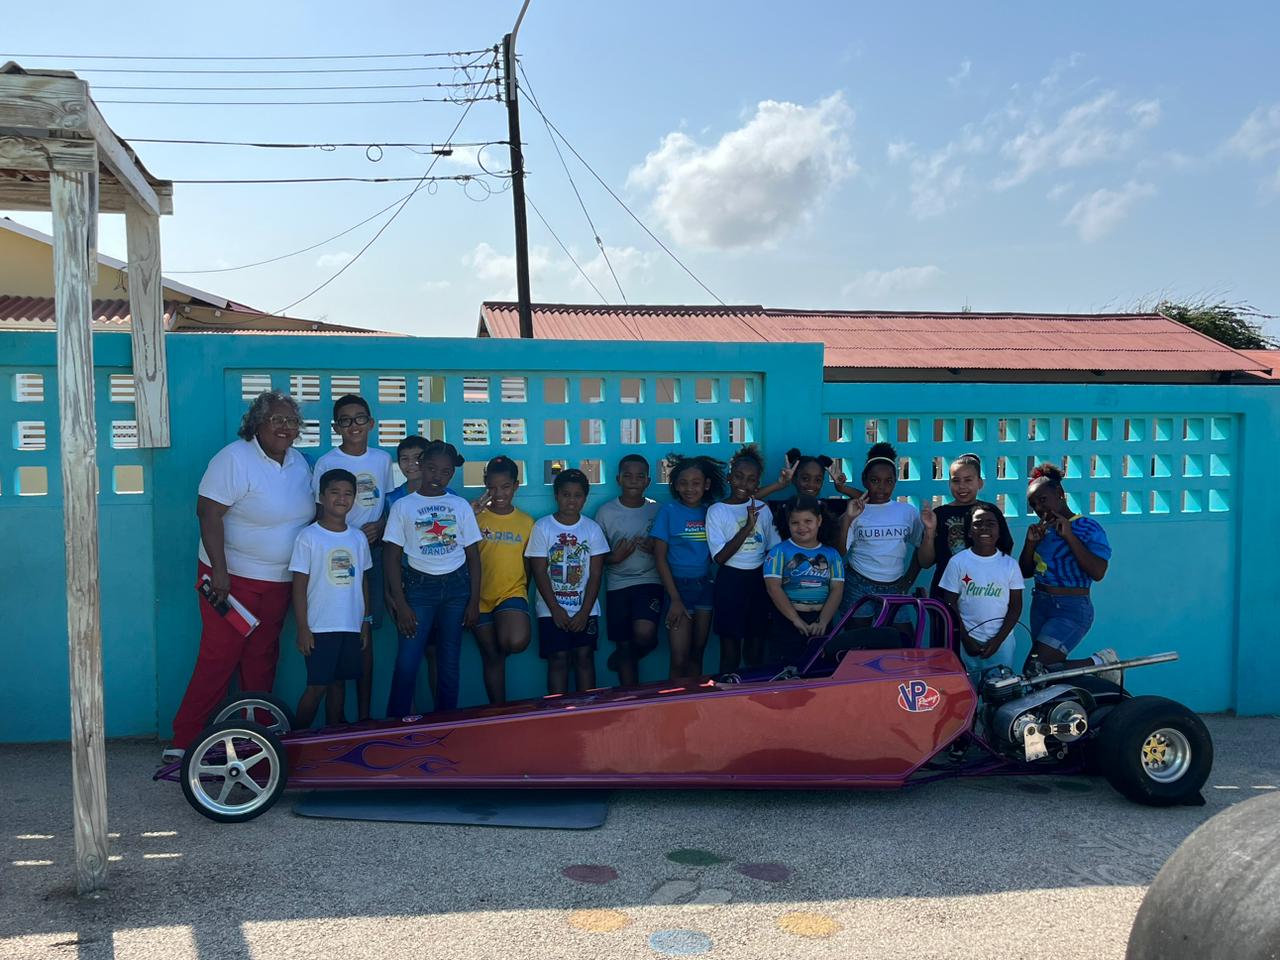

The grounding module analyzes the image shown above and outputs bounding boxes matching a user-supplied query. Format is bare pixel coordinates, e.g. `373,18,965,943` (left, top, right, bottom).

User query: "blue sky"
6,1,1279,338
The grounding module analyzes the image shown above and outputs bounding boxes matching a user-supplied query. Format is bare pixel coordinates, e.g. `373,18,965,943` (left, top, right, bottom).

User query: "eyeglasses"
266,415,302,430
335,414,372,428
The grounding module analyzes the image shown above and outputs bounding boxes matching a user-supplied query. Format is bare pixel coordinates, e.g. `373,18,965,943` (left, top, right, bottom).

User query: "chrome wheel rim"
212,698,291,736
187,728,280,817
1141,727,1192,784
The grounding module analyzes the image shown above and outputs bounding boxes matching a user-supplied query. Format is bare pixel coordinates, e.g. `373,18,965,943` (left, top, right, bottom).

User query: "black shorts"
713,564,772,640
305,631,362,685
538,615,599,658
605,582,663,646
766,610,820,666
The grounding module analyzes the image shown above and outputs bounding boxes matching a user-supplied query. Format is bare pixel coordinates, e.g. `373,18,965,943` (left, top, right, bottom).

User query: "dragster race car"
156,595,1213,823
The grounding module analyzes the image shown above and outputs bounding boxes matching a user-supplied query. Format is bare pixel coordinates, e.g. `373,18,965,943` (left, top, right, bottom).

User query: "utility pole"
504,0,534,338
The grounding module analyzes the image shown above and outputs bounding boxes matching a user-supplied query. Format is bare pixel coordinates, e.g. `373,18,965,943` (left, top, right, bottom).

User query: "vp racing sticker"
897,679,941,713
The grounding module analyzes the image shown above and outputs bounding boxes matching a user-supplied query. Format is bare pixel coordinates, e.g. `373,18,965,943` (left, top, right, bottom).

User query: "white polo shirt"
197,437,316,582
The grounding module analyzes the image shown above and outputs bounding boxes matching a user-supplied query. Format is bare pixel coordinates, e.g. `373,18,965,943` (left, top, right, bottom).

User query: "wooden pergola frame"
0,63,174,894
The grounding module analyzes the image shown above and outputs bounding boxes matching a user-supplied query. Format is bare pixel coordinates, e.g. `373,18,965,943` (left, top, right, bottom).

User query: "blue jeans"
387,565,470,716
1030,590,1094,655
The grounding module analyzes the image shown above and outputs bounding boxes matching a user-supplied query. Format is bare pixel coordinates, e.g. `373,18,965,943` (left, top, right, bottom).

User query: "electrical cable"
517,64,626,303
125,138,505,151
98,96,495,106
171,174,504,184
267,61,495,316
515,74,725,306
526,194,608,304
7,49,491,61
53,65,485,75
95,81,496,92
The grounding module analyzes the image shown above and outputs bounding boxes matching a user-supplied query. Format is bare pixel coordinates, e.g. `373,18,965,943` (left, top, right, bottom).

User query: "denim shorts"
476,596,530,626
670,574,714,612
1030,590,1095,655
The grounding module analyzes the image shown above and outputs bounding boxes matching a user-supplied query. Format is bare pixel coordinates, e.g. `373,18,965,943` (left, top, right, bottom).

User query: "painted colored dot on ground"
735,862,791,882
777,911,842,939
561,864,618,884
568,909,631,933
649,929,713,955
665,848,727,866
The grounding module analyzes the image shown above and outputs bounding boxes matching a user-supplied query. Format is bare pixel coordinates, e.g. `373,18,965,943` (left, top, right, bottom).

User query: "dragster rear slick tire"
1096,696,1211,806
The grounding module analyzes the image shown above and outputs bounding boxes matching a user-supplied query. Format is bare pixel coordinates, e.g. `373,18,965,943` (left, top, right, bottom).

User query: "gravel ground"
3,715,1277,960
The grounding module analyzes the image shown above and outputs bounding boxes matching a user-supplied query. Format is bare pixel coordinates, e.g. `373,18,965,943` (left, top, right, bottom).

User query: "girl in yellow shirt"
471,456,535,704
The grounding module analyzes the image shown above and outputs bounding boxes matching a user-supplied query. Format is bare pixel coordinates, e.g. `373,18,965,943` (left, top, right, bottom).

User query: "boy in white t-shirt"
289,468,373,728
311,394,394,721
938,504,1025,678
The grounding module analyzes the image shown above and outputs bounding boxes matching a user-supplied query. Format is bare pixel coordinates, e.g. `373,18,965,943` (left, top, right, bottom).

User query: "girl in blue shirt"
652,454,726,680
763,496,846,665
1019,462,1116,675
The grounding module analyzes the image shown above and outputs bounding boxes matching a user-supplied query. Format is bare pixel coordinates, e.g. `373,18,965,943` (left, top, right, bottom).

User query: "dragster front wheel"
180,721,288,823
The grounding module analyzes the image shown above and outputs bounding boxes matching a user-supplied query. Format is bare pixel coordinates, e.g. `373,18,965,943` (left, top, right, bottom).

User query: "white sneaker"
160,747,184,764
1093,648,1122,685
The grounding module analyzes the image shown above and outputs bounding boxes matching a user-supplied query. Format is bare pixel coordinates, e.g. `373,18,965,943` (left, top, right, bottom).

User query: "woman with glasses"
165,391,315,761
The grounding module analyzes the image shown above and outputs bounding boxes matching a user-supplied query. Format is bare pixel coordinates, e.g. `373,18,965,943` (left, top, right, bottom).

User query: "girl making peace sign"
706,445,781,671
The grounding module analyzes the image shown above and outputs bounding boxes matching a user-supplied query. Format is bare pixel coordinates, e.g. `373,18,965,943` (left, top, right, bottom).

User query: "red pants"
171,563,292,748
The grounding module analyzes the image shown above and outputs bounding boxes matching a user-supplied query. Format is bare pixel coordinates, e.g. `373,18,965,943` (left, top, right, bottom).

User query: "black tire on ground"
1096,696,1212,806
180,720,289,824
1127,792,1280,960
212,690,295,735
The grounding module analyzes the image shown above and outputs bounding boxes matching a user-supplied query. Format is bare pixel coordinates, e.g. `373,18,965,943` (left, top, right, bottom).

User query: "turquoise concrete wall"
1,330,1275,742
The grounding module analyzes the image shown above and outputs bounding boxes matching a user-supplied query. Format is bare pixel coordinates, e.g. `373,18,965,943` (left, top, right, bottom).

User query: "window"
17,465,49,496
695,419,717,444
111,420,139,450
579,378,604,404
695,378,716,403
418,376,445,404
579,419,605,445
330,374,361,397
728,418,752,444
620,419,644,444
378,420,408,447
290,374,320,403
239,374,271,402
543,378,568,404
463,377,489,403
620,378,644,404
14,373,44,403
728,377,750,403
113,465,145,495
377,376,407,404
655,419,679,445
544,420,568,445
462,419,489,445
500,376,528,402
500,419,527,444
418,419,446,441
15,421,47,451
655,378,678,403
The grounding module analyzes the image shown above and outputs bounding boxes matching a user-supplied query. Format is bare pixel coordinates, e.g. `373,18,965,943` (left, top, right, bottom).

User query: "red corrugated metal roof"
1237,350,1280,380
477,302,1268,374
0,296,175,330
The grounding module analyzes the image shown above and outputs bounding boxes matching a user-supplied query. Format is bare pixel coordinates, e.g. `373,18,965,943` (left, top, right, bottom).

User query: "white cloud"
996,92,1161,188
948,59,972,88
1223,104,1280,160
628,92,856,249
1063,181,1155,242
1046,181,1073,202
315,251,354,269
1131,99,1161,128
897,128,986,219
886,140,914,162
463,242,557,299
571,246,656,297
842,265,943,299
421,279,451,292
462,242,655,301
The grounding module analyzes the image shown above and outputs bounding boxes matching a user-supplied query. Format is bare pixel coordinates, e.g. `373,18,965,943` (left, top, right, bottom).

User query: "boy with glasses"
312,394,394,720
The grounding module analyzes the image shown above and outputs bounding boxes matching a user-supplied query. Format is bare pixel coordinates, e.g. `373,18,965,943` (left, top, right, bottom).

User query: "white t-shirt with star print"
938,548,1025,642
383,491,481,575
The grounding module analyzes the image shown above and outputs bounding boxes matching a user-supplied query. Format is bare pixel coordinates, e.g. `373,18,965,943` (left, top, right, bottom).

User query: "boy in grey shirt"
596,455,662,686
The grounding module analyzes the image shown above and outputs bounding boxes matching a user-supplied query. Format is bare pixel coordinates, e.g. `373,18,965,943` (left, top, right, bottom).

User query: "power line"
126,138,506,151
515,78,725,306
518,62,626,304
171,174,505,184
95,81,496,92
6,49,492,61
268,61,496,316
57,65,485,75
98,95,496,106
526,194,608,304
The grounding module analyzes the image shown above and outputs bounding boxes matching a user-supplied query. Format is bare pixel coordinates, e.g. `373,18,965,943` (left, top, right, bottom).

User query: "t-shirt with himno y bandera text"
383,491,482,575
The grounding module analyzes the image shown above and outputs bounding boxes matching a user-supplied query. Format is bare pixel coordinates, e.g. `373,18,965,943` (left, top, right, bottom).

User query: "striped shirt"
1033,516,1111,588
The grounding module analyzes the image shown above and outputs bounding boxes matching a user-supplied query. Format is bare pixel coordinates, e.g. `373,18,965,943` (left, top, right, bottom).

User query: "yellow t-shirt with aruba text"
477,508,535,613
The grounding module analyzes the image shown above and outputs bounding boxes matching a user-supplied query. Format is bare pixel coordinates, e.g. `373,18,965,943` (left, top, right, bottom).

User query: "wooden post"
50,165,109,895
125,198,170,448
